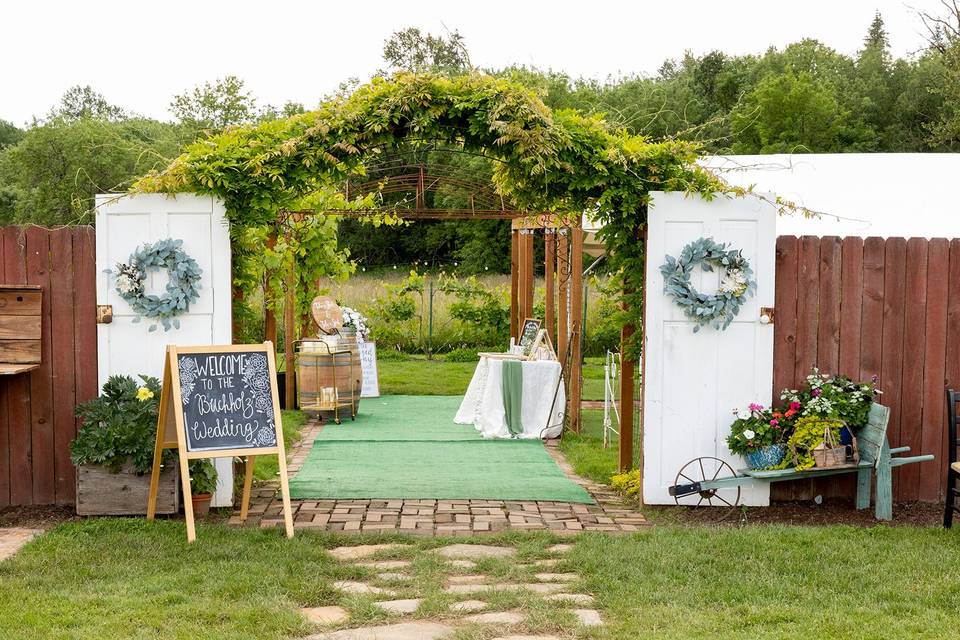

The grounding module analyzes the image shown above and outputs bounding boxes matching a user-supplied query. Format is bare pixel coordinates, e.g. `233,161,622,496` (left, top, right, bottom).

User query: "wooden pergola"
260,148,585,433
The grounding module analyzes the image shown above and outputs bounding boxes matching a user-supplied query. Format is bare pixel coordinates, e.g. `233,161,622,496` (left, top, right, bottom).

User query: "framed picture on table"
528,329,557,361
518,318,542,356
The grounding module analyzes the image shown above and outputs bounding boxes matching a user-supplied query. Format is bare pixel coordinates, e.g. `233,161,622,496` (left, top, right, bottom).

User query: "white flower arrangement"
718,267,749,296
341,306,370,342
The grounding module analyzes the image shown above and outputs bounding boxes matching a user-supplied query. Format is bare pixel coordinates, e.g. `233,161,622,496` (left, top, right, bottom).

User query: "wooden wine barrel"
296,332,361,418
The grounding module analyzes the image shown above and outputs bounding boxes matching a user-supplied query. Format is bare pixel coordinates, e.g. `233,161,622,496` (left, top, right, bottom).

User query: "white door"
643,192,775,506
95,193,235,506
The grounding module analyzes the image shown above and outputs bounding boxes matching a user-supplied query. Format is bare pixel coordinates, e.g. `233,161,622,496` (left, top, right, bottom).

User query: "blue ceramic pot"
745,444,786,470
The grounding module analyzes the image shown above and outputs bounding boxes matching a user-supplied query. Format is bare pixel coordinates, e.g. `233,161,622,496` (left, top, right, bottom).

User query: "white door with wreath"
643,191,775,506
95,193,235,506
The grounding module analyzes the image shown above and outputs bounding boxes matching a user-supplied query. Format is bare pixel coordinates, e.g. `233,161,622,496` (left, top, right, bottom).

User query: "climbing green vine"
133,72,736,356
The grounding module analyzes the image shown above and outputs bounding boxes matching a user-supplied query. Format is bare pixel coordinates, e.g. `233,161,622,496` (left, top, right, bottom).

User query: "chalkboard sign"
177,351,278,452
359,341,380,398
148,343,293,542
518,318,542,355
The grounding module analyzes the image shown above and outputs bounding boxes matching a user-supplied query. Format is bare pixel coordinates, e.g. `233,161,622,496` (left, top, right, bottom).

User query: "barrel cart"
668,403,934,521
295,338,357,424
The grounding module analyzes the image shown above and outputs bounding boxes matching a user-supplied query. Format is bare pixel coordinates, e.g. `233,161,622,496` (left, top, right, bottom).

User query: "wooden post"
521,231,535,319
557,230,569,366
284,282,296,410
510,229,520,339
569,227,584,433
264,231,278,345
619,322,635,473
544,230,556,345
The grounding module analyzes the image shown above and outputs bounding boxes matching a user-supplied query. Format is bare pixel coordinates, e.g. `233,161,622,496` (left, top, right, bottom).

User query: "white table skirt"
454,357,565,439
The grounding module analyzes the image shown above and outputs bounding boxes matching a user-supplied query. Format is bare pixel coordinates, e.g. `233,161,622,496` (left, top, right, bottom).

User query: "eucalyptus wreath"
109,238,203,332
660,237,755,332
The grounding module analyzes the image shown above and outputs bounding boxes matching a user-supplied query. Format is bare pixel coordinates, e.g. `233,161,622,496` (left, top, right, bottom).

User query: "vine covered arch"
135,73,731,467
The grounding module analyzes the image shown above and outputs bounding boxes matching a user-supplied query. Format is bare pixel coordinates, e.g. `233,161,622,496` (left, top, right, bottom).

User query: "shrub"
611,469,642,502
443,347,481,362
70,374,169,474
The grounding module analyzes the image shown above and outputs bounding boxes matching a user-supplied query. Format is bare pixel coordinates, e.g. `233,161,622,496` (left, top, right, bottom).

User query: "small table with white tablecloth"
454,355,565,439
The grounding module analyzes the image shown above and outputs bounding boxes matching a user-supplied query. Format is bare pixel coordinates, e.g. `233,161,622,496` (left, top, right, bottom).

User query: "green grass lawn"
377,355,477,395
560,408,619,484
2,520,959,639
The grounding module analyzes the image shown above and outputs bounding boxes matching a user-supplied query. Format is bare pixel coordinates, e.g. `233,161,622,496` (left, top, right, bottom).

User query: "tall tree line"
0,10,957,271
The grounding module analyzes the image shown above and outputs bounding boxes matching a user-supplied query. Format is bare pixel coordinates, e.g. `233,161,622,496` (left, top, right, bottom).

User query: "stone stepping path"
374,599,422,614
464,610,525,624
435,543,516,559
333,581,395,596
309,542,606,639
306,621,455,640
301,606,350,626
329,544,408,561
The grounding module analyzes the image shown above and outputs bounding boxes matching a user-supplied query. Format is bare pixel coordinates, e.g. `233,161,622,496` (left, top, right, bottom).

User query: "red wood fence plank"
25,226,55,504
2,227,32,505
794,236,820,383
73,227,98,415
838,237,864,378
771,236,799,502
919,238,949,501
944,240,960,502
898,238,928,501
49,228,77,504
880,238,907,501
817,236,842,375
859,238,886,386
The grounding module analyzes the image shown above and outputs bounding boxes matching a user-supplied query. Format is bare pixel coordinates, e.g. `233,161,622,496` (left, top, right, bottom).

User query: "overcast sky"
0,0,947,125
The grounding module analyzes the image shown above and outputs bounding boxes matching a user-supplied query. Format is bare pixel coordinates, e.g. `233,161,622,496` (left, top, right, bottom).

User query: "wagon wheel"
673,456,741,516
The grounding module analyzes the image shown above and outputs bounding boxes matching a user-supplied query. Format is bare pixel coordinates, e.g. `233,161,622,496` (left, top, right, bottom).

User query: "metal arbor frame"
257,146,586,433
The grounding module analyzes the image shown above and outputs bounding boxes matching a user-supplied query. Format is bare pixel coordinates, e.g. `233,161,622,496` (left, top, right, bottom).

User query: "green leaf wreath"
660,237,756,332
108,238,202,332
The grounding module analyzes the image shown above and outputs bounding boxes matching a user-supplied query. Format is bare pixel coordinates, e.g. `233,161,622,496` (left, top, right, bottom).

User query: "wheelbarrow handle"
669,481,701,498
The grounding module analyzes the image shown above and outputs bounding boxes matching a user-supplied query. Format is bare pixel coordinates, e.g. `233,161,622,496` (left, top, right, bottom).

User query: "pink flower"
789,401,802,411
812,388,822,397
748,403,764,412
770,418,779,426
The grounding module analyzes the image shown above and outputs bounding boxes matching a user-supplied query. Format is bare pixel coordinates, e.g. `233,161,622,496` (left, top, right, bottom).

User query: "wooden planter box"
76,462,179,516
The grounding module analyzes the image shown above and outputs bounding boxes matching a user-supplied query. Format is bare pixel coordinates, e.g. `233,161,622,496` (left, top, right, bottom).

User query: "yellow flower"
136,387,155,402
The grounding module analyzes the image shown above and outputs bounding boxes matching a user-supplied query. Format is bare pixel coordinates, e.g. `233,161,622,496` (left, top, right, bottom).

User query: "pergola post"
520,230,535,319
569,226,584,433
544,229,556,346
556,230,569,365
264,231,278,346
284,276,296,410
510,229,520,339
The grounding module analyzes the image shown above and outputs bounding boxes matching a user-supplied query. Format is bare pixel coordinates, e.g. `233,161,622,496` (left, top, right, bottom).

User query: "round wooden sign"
311,296,342,334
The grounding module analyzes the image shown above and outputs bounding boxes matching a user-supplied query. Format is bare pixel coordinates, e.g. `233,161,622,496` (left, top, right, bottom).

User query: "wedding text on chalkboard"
177,351,278,452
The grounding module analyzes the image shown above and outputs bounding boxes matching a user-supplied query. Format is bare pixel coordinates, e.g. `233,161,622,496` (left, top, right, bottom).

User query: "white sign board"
643,192,775,506
359,341,380,398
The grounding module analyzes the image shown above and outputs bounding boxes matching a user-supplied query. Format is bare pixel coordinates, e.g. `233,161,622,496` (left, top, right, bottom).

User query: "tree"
0,120,23,150
917,1,960,146
169,76,258,137
381,27,471,74
732,70,844,153
50,85,125,122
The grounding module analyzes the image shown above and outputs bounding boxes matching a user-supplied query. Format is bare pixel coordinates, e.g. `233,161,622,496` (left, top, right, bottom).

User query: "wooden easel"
146,342,294,542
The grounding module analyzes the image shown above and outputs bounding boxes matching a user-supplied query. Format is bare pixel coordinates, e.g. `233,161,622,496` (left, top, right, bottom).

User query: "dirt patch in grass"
0,505,80,529
646,498,944,527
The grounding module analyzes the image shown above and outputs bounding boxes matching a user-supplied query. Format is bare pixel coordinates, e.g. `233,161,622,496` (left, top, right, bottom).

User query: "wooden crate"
0,284,42,375
76,462,180,516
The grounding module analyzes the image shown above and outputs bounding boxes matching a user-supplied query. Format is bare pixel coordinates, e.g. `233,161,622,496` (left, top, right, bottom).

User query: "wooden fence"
0,226,97,508
773,236,960,502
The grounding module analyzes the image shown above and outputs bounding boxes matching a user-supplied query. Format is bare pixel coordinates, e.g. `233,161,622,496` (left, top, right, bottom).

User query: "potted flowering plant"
726,403,788,469
188,458,218,518
340,306,370,341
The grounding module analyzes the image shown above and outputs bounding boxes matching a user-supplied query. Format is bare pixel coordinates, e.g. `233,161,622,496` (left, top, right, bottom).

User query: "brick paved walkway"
231,418,648,535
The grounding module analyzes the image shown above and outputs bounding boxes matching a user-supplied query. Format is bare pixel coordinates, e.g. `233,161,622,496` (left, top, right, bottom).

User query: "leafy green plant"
439,275,509,346
70,375,168,474
188,459,218,496
443,347,481,362
781,416,845,471
780,368,880,427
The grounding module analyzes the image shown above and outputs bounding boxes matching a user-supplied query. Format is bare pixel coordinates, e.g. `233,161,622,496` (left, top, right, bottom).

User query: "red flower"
789,401,802,411
785,409,796,418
